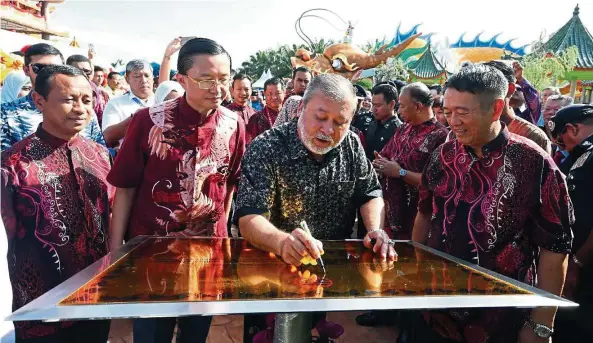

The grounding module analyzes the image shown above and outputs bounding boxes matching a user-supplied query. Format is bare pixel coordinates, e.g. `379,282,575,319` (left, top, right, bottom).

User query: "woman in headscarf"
154,80,185,104
1,71,31,104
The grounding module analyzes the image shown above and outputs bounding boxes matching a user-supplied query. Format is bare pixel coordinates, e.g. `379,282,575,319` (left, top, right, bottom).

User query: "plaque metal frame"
7,236,576,322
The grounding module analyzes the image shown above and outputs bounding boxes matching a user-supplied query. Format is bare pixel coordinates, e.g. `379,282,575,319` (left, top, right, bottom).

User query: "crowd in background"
0,36,592,343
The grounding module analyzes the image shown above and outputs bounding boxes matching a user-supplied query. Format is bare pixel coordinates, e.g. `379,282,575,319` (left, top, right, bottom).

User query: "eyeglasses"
30,63,53,74
184,75,230,90
81,68,93,77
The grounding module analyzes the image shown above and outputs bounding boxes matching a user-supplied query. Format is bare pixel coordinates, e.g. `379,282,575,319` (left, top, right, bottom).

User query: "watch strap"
525,317,553,338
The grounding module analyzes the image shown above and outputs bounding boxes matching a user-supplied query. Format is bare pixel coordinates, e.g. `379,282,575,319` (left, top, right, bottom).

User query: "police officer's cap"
353,84,367,99
549,104,593,139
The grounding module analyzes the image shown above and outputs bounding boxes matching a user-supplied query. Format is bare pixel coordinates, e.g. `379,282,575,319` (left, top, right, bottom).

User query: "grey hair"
126,59,152,75
542,86,561,95
546,94,573,107
302,74,358,115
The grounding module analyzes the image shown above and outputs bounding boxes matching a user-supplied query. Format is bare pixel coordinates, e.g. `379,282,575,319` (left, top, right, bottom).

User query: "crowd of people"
0,35,591,343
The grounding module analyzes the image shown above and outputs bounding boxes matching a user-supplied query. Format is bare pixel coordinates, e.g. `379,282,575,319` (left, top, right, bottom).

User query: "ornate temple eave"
544,5,593,69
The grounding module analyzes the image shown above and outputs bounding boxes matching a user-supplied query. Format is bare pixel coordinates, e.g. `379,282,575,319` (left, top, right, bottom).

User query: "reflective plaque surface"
60,237,530,305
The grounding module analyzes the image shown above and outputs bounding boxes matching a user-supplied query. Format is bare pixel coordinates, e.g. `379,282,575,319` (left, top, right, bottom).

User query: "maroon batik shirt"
225,101,256,126
107,96,245,239
1,126,114,339
380,119,448,239
417,125,573,342
246,106,279,144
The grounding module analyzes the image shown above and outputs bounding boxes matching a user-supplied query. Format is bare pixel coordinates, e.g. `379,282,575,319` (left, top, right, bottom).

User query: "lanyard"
131,97,146,107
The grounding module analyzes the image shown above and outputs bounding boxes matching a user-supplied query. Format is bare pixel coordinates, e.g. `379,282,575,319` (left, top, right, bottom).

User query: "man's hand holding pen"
280,228,324,267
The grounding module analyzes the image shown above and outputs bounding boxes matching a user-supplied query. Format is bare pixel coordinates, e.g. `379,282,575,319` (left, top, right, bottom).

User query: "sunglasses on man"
30,63,92,77
29,63,53,74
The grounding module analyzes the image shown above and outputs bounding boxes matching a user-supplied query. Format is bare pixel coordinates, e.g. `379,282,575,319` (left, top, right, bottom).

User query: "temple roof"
544,5,593,69
407,44,448,79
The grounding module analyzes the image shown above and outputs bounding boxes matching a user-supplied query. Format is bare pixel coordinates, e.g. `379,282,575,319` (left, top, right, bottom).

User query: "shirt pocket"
325,180,356,200
406,148,431,172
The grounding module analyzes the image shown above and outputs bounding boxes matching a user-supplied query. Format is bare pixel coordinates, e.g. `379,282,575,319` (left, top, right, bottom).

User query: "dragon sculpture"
291,33,421,80
290,9,421,80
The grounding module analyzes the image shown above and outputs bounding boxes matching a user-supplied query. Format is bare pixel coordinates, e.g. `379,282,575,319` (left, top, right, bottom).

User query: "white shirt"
102,92,155,131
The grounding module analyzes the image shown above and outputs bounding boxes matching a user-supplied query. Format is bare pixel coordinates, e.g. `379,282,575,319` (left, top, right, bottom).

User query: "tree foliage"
356,79,373,91
520,32,578,90
374,57,409,83
239,39,333,80
359,40,378,54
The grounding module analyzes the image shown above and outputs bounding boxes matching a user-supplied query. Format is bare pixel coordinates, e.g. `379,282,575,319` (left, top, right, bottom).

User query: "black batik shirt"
235,120,383,240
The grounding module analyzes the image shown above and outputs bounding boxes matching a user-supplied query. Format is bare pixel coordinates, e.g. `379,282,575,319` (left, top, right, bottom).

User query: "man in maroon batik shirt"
410,64,573,343
359,83,447,329
246,77,285,143
273,66,312,127
107,38,245,343
226,73,256,124
1,65,114,343
373,82,448,240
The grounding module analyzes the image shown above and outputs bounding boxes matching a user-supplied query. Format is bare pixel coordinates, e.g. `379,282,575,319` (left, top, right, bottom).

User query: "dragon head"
291,33,421,80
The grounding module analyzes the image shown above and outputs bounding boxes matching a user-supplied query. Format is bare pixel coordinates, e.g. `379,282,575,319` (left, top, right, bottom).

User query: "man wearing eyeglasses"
66,54,110,128
0,43,106,151
107,38,245,343
101,59,155,147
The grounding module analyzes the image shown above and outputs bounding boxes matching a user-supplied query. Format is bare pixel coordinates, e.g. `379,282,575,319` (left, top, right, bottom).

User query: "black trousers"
554,267,593,343
397,311,458,343
17,320,110,343
554,307,593,343
133,316,212,343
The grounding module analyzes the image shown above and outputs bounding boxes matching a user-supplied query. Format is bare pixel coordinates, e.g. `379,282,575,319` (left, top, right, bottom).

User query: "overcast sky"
49,0,593,69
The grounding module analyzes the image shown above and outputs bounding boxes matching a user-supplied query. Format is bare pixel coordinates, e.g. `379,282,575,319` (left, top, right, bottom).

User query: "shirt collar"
379,115,401,127
128,91,154,106
463,123,510,157
229,102,249,110
264,106,279,115
177,94,220,126
35,124,82,148
571,134,593,159
410,117,437,127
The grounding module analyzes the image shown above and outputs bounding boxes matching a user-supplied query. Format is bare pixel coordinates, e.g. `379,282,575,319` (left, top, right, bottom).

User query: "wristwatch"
399,168,407,178
525,317,553,338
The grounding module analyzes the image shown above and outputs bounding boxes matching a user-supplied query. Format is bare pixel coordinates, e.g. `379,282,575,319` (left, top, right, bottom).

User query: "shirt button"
569,185,576,191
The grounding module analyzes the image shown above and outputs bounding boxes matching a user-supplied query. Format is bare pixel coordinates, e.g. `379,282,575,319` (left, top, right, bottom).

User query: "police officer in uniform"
549,104,593,343
362,83,403,161
351,84,375,133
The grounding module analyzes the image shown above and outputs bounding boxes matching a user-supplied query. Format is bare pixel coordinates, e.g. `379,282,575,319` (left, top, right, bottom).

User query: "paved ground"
107,312,399,343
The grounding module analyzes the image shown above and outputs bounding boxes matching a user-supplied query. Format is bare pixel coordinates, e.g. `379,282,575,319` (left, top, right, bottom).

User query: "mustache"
315,133,333,143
